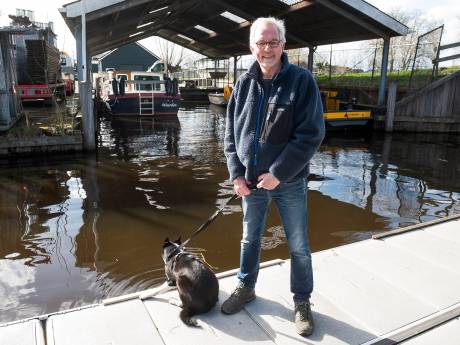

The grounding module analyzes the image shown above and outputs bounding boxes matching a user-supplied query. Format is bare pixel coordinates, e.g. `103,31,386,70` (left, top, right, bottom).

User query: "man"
222,17,325,337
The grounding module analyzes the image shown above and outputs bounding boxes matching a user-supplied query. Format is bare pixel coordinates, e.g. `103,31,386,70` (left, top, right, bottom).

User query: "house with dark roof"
91,42,159,72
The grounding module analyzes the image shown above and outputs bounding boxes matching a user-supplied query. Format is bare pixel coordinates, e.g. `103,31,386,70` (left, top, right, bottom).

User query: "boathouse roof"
60,0,409,58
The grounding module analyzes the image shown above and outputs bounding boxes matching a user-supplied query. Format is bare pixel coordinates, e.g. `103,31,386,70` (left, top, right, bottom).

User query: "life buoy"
223,85,233,102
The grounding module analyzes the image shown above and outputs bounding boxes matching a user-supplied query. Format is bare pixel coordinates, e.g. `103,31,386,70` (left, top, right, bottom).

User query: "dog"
163,237,219,326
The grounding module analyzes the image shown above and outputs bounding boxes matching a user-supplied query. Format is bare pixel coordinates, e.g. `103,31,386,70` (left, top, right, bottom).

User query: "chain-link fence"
408,25,444,90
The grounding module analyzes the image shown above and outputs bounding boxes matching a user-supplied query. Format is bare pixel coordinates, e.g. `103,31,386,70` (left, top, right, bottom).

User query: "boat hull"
107,93,180,116
208,93,227,106
324,111,372,130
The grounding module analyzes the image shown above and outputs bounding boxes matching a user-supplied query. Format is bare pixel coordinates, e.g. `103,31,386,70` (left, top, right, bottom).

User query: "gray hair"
249,17,286,45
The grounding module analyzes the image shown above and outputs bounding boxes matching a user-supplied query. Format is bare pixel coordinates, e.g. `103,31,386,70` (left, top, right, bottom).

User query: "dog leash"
165,193,238,262
181,193,238,248
181,184,258,248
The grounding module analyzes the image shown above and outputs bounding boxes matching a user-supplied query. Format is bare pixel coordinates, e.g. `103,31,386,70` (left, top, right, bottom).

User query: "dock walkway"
1,216,460,344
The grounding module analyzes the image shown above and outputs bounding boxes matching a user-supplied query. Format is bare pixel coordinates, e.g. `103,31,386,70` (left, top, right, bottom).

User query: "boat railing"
123,79,179,96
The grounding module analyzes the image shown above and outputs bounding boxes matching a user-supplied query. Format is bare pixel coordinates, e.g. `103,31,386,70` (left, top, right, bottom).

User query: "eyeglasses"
255,40,282,49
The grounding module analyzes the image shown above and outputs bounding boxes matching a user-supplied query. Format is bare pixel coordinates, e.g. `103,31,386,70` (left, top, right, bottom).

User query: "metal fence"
174,29,458,93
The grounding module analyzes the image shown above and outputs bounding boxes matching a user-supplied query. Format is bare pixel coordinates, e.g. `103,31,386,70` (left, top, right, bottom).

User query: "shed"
92,42,159,73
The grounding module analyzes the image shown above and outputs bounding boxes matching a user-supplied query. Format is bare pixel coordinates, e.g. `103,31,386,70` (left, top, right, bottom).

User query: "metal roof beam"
315,0,390,39
169,16,249,50
87,3,188,47
136,0,198,26
155,32,227,58
75,0,153,21
339,0,408,35
135,2,155,28
162,25,231,57
89,31,151,55
206,0,314,47
108,11,121,39
63,0,123,18
178,1,314,44
278,0,315,15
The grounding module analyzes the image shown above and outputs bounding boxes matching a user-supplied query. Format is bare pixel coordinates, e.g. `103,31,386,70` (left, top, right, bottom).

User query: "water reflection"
311,133,460,232
1,106,460,323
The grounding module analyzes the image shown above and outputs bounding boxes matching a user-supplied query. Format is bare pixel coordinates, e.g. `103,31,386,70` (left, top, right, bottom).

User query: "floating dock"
1,215,460,345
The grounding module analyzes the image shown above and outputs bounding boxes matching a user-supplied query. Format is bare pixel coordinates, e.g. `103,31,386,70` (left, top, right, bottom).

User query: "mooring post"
233,56,238,85
378,38,390,106
307,46,315,72
385,82,397,132
76,18,96,151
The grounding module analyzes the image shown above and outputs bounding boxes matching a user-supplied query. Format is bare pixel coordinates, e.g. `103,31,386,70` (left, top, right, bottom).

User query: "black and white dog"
163,237,219,326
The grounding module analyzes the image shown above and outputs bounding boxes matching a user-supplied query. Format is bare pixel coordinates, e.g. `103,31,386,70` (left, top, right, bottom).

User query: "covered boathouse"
59,0,408,151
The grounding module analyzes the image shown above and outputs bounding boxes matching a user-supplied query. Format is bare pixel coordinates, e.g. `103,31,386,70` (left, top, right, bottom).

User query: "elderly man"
222,17,325,336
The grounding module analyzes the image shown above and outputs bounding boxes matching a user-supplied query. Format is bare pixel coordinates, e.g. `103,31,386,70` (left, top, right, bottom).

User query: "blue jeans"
237,178,313,303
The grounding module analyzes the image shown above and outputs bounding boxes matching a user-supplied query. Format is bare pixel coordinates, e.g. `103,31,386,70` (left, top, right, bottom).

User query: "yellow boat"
321,90,372,129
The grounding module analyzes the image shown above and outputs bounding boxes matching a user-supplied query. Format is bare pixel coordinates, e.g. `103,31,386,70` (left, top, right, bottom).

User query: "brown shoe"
221,283,256,314
294,300,314,336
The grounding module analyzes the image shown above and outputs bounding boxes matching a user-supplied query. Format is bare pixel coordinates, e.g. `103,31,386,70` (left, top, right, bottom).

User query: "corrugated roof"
60,0,409,58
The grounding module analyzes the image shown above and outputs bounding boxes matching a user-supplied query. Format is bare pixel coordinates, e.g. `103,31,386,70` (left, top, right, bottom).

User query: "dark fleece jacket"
224,53,325,184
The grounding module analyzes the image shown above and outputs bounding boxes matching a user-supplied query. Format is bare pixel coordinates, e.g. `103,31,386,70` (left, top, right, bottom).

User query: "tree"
144,37,205,73
155,37,185,72
367,9,442,72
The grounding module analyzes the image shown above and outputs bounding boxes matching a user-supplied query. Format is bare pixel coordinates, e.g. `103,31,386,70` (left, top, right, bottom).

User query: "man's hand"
233,177,251,196
257,173,280,190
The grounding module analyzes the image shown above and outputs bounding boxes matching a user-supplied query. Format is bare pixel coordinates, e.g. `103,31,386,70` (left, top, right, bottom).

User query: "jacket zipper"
251,72,278,168
260,81,274,142
253,89,264,167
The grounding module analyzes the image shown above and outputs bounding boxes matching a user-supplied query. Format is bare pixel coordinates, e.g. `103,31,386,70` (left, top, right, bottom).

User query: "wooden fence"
392,70,460,132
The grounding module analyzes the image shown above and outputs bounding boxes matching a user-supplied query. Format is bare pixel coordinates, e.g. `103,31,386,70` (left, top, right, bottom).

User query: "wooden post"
385,82,397,132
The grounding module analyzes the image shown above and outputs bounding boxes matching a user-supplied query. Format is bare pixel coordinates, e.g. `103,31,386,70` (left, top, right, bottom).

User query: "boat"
96,62,181,117
208,85,232,107
208,92,227,106
321,90,372,129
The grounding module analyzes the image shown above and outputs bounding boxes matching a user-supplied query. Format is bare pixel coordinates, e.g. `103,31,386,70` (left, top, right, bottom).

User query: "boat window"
116,74,128,82
134,75,161,91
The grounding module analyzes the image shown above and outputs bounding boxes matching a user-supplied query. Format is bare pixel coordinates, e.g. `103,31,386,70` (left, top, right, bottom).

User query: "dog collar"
166,243,184,262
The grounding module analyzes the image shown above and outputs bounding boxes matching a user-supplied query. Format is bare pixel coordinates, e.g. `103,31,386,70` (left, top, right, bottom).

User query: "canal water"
1,104,460,323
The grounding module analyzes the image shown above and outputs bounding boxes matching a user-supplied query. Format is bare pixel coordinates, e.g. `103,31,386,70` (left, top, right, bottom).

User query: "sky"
369,0,460,41
0,0,458,64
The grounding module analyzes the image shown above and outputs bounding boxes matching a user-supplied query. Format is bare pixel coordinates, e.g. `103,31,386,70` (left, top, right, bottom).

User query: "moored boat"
208,92,227,106
96,65,181,117
324,110,373,129
208,85,232,107
321,90,372,130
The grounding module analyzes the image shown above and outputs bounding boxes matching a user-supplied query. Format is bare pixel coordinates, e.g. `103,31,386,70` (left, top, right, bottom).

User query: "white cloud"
367,0,460,43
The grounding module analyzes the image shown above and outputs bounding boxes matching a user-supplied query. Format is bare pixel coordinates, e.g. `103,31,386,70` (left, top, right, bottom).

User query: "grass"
315,66,460,89
6,124,43,138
